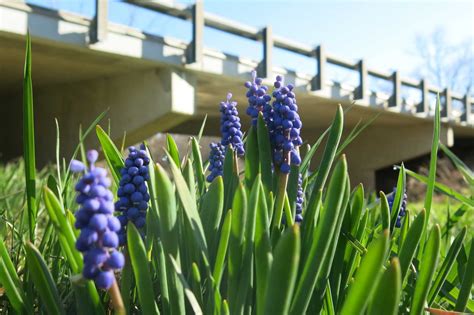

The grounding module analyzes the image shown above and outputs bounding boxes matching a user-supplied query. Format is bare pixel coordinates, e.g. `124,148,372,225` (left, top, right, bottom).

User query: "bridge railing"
88,0,472,124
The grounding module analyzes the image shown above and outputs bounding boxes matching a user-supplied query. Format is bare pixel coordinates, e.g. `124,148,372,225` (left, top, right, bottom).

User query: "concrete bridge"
1,0,473,189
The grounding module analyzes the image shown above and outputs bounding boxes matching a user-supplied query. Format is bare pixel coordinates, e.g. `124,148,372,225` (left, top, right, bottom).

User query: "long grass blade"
263,225,300,315
23,33,37,241
428,227,466,305
127,223,160,315
0,240,30,313
340,230,390,315
399,209,426,281
410,225,441,315
96,125,124,185
455,237,474,312
290,155,347,315
25,242,66,315
154,163,185,314
368,258,402,315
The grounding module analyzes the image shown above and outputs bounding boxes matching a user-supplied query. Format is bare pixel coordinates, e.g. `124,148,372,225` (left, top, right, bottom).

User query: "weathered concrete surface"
1,68,196,165
1,1,473,189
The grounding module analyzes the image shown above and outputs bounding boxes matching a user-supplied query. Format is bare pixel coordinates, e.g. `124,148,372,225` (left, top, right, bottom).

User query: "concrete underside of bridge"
1,3,473,190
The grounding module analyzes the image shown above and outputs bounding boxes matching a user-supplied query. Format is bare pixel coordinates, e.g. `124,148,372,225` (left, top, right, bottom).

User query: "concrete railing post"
311,45,326,91
355,59,367,100
417,79,429,114
461,94,472,123
187,1,203,64
389,71,401,109
90,0,108,43
259,26,272,78
442,88,451,119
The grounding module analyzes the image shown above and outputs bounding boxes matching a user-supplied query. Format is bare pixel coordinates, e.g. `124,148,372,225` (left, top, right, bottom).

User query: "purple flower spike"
115,144,150,245
270,76,302,173
207,142,225,183
220,93,245,156
73,150,123,289
245,70,273,127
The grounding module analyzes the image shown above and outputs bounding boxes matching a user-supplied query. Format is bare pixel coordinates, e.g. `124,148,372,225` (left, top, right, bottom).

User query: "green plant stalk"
127,224,160,315
25,242,65,315
169,256,204,315
428,227,466,305
306,106,343,209
455,237,474,312
263,225,300,315
380,191,390,231
120,247,133,312
312,176,351,313
410,225,441,315
368,258,402,315
284,193,295,227
155,163,186,315
424,97,440,218
340,230,390,315
212,210,232,288
23,33,37,241
272,171,289,230
110,280,125,315
290,156,347,315
399,209,426,281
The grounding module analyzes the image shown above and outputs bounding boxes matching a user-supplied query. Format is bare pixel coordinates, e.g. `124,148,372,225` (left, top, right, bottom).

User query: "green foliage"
22,33,37,241
0,38,472,315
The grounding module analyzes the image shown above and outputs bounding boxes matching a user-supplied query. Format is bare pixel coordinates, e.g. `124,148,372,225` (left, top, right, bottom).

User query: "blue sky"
27,0,473,91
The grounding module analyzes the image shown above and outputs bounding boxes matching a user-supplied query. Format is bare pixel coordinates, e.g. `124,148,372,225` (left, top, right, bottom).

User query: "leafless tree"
413,28,473,96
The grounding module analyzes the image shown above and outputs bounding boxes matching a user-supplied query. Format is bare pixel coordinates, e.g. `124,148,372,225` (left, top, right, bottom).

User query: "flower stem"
110,278,125,315
272,171,289,230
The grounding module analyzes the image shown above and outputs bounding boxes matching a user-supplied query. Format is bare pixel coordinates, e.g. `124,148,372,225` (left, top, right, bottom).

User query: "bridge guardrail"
121,0,472,125
9,0,474,125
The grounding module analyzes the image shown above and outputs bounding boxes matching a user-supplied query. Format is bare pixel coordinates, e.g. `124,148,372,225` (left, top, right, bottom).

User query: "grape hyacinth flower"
71,150,124,289
387,188,408,228
115,145,150,245
207,142,225,182
245,70,273,126
295,174,304,223
220,93,245,156
270,75,303,173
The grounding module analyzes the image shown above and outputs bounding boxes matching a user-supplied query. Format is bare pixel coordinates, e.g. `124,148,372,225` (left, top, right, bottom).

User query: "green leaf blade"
25,242,66,315
263,225,300,315
410,225,441,315
340,230,390,315
127,224,160,315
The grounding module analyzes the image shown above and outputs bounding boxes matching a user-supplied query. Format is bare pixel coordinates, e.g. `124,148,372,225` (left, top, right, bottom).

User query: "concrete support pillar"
302,121,454,191
343,122,453,190
1,69,196,165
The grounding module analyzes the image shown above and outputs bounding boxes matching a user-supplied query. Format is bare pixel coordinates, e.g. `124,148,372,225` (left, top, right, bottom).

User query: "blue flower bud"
387,188,408,228
89,214,108,231
267,76,303,172
94,270,115,290
70,160,86,173
106,250,125,269
107,216,121,232
72,150,123,289
128,166,139,176
116,145,151,242
102,231,119,248
245,70,273,127
220,93,245,156
207,142,225,182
